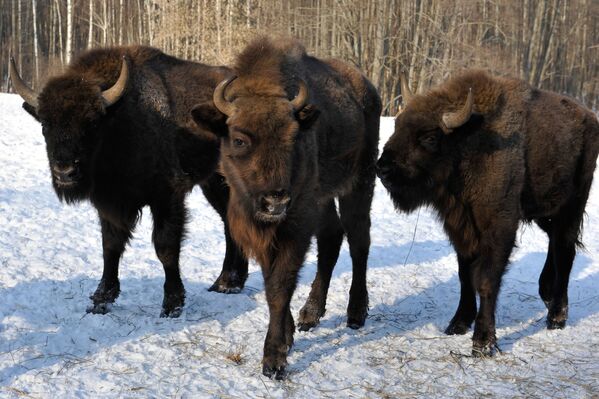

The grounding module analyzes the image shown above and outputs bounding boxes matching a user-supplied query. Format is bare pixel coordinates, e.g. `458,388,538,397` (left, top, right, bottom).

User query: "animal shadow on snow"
0,275,257,385
290,246,598,371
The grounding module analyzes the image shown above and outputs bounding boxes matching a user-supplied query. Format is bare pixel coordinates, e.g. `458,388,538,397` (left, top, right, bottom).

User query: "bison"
376,70,599,355
191,37,381,378
10,46,249,317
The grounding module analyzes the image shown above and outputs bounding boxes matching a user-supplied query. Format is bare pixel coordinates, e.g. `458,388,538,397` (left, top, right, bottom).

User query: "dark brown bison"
192,37,381,378
377,70,599,356
10,46,248,317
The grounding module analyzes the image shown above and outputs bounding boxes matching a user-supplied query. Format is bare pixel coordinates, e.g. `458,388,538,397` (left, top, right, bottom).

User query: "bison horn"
101,56,129,107
290,80,308,111
442,88,474,131
400,70,413,105
9,56,39,109
213,76,237,116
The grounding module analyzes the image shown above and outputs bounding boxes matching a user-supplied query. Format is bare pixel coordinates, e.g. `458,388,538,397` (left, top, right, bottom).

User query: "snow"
1,92,598,398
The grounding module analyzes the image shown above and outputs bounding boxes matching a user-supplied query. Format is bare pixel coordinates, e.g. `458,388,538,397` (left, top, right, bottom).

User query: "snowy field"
0,92,598,398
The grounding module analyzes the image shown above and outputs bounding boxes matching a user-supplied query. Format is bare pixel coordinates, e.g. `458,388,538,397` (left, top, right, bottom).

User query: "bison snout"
376,151,395,178
261,190,290,213
257,189,291,221
52,161,81,186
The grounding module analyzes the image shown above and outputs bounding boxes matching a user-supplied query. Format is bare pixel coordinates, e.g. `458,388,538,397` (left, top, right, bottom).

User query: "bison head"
191,76,319,224
10,56,129,203
377,75,474,212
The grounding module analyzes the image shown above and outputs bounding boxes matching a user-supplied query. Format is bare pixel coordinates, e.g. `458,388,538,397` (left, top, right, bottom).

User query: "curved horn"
9,56,39,109
290,80,308,111
400,70,413,105
101,56,129,107
213,76,236,116
442,88,474,131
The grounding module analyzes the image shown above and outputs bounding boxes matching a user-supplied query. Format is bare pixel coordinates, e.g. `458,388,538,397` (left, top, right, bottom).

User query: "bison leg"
200,174,249,293
536,218,555,308
262,240,307,380
298,200,344,331
87,215,135,314
151,196,186,318
471,225,516,357
445,254,477,335
544,189,590,329
339,175,375,329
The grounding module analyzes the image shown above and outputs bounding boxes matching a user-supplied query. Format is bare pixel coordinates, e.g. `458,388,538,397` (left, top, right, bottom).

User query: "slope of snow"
0,93,598,398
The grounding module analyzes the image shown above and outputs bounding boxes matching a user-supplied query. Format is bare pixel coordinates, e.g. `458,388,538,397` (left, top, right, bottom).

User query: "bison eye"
233,138,247,148
419,134,438,152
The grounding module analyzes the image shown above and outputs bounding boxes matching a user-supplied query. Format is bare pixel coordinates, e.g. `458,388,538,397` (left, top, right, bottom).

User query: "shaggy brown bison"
10,46,248,317
192,37,381,378
377,70,599,356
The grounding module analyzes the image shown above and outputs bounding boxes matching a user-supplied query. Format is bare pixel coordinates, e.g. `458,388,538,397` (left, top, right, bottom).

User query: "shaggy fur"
21,46,248,317
377,69,599,355
192,36,381,379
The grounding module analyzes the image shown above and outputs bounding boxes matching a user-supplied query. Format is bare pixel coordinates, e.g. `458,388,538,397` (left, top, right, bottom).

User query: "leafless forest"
0,0,597,114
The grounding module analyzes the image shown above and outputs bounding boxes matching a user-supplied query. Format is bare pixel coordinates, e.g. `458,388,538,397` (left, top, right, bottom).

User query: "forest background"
0,0,597,115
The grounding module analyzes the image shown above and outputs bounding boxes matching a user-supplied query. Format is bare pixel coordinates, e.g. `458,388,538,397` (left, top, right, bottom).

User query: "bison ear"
191,102,228,138
22,102,40,121
296,104,320,129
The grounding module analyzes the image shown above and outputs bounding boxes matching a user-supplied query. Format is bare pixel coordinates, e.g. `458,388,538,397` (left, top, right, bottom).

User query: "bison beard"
377,69,599,356
193,37,381,379
10,46,249,317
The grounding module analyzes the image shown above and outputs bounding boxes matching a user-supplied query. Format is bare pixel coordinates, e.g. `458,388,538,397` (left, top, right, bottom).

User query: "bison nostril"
260,190,291,215
53,163,80,182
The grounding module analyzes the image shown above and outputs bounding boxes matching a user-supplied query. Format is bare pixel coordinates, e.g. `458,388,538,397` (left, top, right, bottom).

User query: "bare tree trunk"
88,0,94,48
31,0,39,85
65,0,73,64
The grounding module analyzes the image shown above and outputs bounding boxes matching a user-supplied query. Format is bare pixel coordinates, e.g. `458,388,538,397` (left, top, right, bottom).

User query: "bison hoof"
86,302,113,315
262,364,287,380
472,341,499,357
347,307,368,330
445,319,472,335
208,272,248,294
547,319,566,329
297,300,325,332
89,280,120,304
347,318,365,330
546,305,568,330
160,292,185,318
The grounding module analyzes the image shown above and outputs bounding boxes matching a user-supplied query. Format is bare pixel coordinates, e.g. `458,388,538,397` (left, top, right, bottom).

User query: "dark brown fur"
192,37,381,378
377,69,599,355
22,46,249,317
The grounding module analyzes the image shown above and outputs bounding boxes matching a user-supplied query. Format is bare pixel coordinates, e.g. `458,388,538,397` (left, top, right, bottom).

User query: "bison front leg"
208,224,248,293
261,244,304,380
298,200,344,331
339,176,375,329
87,215,135,314
470,226,516,357
151,197,186,318
200,174,249,293
445,254,477,335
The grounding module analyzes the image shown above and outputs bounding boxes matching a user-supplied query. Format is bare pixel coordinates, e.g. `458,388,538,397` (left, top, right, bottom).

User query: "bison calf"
10,46,248,317
192,37,381,378
377,70,599,355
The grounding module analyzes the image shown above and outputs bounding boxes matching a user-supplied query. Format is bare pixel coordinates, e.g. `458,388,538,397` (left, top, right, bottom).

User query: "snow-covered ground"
0,92,598,398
